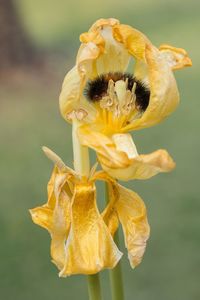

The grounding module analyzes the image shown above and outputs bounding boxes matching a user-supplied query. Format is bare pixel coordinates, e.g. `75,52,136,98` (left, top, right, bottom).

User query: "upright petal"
126,45,180,130
79,18,130,77
112,24,191,130
60,181,122,276
59,18,130,121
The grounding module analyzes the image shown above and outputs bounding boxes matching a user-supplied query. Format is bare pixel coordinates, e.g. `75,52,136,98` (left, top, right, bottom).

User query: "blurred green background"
0,0,199,299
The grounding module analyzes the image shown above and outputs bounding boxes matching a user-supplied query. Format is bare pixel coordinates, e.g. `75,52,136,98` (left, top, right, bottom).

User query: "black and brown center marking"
84,72,150,111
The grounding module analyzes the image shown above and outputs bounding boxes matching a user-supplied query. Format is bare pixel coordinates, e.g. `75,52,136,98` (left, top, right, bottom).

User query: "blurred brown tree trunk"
0,0,36,69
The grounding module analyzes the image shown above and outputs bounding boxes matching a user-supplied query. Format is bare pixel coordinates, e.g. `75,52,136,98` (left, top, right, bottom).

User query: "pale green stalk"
72,119,90,176
105,183,124,300
87,274,102,300
72,119,102,300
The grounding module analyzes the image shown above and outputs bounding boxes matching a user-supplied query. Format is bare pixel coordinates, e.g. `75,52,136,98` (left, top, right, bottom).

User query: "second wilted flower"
30,148,150,276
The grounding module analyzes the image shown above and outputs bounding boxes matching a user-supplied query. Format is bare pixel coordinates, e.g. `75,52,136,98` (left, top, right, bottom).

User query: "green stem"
109,231,124,300
87,274,102,300
105,183,124,300
72,119,102,300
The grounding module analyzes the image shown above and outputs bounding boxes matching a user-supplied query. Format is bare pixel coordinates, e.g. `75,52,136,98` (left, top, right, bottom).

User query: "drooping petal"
46,166,58,209
30,206,53,232
100,148,175,181
79,127,175,181
95,173,150,268
50,173,72,270
99,173,119,237
114,183,150,268
101,133,175,180
30,167,72,271
78,125,130,168
59,181,122,276
30,167,59,230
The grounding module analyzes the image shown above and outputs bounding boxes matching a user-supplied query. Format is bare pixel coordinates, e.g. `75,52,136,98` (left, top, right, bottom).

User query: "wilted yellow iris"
31,19,192,277
30,148,150,275
59,18,192,180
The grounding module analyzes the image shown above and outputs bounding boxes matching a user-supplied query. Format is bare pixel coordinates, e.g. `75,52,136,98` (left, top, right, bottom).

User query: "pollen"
84,72,150,112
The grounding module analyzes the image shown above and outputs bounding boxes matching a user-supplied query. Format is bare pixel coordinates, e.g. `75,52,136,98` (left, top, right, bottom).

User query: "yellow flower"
59,18,191,180
30,147,149,275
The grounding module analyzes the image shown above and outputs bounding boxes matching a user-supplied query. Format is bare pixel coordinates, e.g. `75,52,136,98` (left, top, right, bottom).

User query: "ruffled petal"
60,181,122,276
114,183,150,268
79,18,130,76
112,24,150,61
159,44,192,70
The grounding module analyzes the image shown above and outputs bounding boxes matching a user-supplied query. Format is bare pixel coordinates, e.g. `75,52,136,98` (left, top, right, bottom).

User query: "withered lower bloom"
30,148,150,275
59,18,192,180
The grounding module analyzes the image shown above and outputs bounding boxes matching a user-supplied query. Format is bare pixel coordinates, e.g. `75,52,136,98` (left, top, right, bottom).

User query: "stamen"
84,72,150,113
99,78,137,118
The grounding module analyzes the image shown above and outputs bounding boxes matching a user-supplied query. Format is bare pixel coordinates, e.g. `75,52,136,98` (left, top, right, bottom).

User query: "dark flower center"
84,72,150,111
